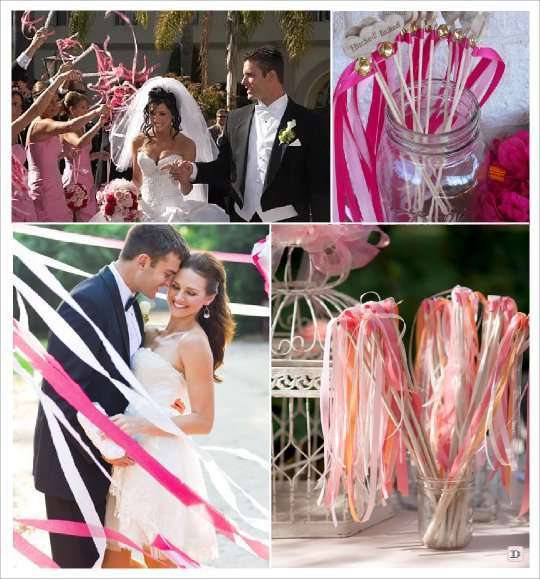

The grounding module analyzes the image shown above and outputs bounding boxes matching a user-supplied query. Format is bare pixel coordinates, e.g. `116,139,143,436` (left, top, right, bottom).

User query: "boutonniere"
278,119,297,145
139,300,152,324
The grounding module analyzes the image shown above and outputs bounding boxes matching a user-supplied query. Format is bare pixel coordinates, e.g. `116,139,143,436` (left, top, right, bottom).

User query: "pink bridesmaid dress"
26,122,72,222
62,141,98,221
12,143,37,222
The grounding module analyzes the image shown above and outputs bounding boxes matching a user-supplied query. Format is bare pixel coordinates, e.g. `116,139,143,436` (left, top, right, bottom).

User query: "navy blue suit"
32,266,143,567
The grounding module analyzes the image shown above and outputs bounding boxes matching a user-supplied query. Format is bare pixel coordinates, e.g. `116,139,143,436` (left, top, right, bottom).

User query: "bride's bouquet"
96,178,141,222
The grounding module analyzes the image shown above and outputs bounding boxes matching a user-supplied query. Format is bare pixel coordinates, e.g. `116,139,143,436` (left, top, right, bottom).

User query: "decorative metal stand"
271,242,396,538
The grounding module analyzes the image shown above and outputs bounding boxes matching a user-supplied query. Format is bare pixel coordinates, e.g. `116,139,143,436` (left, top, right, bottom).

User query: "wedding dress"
138,152,229,222
105,347,219,563
110,76,230,223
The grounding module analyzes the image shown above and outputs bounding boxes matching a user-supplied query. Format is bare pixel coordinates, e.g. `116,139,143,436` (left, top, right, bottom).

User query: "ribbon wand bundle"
319,287,528,549
413,287,529,548
318,298,437,524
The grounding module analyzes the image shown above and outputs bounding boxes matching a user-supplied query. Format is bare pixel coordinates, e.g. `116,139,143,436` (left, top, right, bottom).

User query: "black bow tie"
124,294,139,311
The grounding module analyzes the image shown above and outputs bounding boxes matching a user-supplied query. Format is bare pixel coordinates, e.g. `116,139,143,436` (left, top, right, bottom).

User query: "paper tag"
416,11,437,27
343,14,404,59
380,11,417,28
441,11,463,27
461,12,489,39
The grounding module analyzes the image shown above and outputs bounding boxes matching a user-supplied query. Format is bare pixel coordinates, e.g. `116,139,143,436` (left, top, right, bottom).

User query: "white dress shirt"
16,53,31,70
108,263,142,360
237,93,297,222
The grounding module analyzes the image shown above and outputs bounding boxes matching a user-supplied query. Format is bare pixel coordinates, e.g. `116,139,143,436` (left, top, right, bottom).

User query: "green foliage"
164,73,226,121
277,12,314,61
154,11,194,52
335,225,529,343
14,224,269,339
238,11,265,45
134,11,149,29
69,11,95,45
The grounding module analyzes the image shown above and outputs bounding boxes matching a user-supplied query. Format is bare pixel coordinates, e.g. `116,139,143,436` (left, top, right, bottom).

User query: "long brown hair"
181,252,235,382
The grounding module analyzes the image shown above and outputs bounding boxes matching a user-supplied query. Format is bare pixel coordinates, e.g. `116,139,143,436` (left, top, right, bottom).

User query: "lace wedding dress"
105,347,219,563
138,152,229,222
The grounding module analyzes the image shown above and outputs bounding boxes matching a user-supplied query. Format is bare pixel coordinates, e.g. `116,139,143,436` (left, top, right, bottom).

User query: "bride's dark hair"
142,87,181,138
181,252,236,382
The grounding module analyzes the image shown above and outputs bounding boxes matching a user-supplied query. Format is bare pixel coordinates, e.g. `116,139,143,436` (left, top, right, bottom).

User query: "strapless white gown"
105,348,218,562
138,152,229,222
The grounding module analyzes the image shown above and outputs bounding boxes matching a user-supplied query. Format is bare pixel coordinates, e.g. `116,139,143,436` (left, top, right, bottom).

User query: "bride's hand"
111,414,155,437
170,398,186,414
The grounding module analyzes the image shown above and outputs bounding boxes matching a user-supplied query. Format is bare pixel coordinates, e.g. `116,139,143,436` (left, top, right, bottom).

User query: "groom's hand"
164,160,193,183
103,455,135,467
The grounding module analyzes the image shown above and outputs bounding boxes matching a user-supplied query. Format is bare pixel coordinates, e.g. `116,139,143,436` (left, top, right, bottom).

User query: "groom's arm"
43,294,105,420
305,110,331,222
41,293,110,463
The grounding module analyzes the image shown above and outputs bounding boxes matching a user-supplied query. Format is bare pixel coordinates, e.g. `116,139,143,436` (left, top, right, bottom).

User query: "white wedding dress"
138,152,229,223
105,347,219,563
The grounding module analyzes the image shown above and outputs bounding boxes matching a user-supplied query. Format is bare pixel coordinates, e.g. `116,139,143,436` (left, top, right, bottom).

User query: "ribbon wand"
44,11,54,29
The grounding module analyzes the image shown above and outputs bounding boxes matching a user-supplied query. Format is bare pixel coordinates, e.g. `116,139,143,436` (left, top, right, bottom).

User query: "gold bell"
437,24,449,38
378,41,395,59
453,28,464,41
355,57,372,77
469,36,478,48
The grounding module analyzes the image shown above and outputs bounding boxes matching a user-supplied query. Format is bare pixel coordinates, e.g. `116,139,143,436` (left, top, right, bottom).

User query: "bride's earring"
203,305,210,319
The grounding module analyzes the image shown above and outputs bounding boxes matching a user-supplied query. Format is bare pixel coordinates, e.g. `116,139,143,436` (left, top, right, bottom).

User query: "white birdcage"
271,226,396,537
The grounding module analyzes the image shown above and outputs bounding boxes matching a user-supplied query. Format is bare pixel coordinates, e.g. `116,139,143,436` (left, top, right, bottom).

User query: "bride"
112,77,229,222
102,252,235,568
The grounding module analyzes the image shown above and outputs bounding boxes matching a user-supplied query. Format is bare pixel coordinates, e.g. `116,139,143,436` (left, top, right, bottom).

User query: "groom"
32,224,189,568
173,45,330,222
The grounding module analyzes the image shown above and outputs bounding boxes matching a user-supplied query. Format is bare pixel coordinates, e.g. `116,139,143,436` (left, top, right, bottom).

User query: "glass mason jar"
377,80,484,222
417,475,474,550
473,462,499,522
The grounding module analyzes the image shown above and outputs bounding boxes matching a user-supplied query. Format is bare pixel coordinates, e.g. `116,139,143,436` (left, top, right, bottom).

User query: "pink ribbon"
15,519,201,568
13,224,253,264
13,530,60,569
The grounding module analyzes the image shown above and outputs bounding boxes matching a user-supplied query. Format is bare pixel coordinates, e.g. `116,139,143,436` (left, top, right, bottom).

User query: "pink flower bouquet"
96,179,140,222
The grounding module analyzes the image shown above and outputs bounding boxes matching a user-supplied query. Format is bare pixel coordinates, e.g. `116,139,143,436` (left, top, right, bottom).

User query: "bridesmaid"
11,88,36,221
12,66,78,222
61,91,109,221
26,80,105,222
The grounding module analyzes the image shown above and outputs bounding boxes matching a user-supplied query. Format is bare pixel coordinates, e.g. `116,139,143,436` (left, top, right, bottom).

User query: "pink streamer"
13,530,60,569
21,11,45,39
15,519,200,568
13,224,253,264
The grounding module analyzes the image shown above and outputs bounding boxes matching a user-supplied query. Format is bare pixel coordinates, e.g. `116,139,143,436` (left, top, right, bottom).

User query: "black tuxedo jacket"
33,266,144,502
194,97,330,222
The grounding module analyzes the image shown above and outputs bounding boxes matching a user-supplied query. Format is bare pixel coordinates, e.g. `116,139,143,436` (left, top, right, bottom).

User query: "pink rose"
496,191,529,222
496,131,529,181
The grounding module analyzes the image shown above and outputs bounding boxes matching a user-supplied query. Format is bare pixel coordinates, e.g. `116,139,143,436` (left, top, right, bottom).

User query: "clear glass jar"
417,475,474,550
473,462,499,522
377,80,484,222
